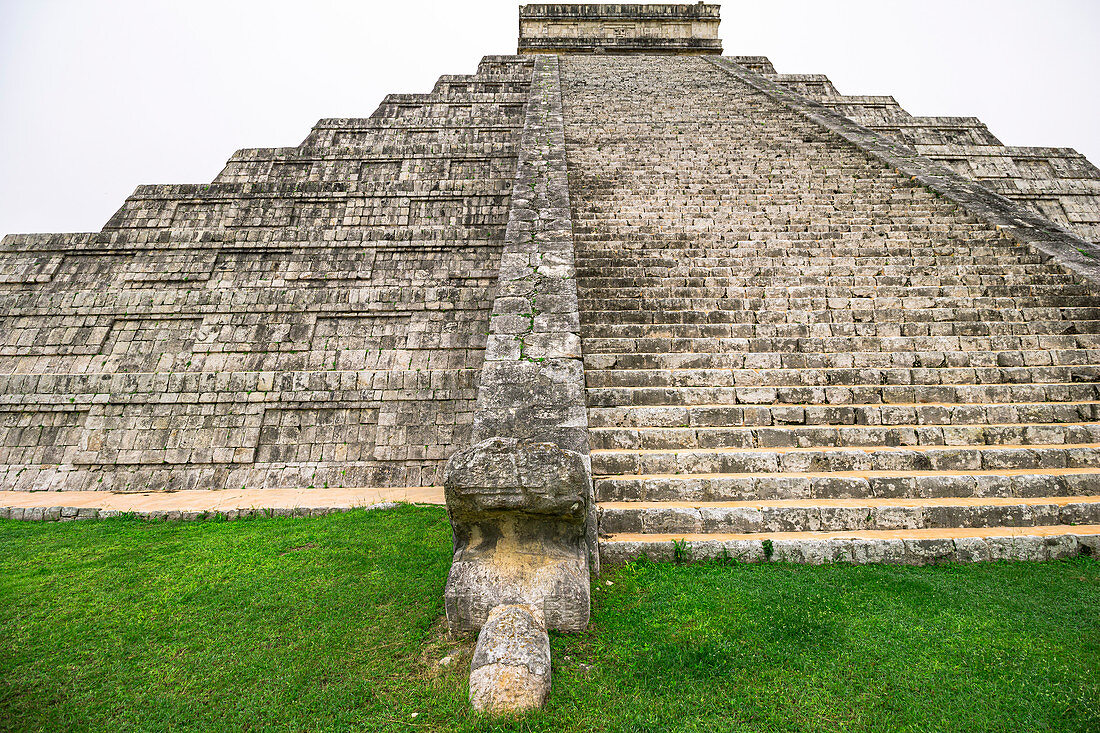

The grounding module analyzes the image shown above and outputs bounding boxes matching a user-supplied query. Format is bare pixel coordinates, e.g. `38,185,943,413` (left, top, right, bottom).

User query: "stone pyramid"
3,3,1100,573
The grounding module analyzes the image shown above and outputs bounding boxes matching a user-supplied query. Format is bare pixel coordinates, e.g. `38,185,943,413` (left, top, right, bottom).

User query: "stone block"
469,604,551,714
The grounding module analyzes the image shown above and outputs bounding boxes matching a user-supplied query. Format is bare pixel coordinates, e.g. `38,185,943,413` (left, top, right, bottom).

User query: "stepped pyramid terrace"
3,2,1100,713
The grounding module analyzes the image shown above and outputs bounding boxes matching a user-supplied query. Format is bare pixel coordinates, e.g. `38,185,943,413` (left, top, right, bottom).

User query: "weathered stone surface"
566,48,1100,565
443,437,590,632
732,56,1100,245
519,3,722,55
441,53,593,644
0,55,536,495
445,437,587,520
468,604,551,714
472,54,592,464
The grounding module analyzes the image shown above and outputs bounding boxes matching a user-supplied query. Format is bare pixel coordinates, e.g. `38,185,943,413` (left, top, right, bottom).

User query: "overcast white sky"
1,0,1097,235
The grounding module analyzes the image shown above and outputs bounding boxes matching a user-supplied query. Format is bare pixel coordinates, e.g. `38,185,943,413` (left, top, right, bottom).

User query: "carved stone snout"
444,436,588,521
443,437,591,632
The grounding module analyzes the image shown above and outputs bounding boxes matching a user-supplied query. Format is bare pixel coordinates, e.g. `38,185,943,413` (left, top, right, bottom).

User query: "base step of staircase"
599,524,1100,565
598,495,1100,533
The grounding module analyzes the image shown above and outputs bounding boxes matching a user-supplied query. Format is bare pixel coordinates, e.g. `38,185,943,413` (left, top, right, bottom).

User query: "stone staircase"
727,56,1100,245
560,54,1100,563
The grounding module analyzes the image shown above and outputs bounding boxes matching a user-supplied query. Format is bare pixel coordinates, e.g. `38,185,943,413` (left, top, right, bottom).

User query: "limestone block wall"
0,55,534,493
727,56,1100,244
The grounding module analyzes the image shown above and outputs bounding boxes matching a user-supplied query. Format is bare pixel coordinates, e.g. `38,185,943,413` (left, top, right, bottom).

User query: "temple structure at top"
518,3,722,54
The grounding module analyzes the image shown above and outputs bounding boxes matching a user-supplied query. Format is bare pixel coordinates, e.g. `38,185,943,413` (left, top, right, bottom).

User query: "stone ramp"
0,486,444,521
560,54,1100,564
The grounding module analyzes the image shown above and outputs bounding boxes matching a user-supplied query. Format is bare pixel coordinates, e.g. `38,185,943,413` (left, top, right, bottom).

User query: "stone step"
579,298,1100,318
578,276,1083,290
590,422,1100,450
579,308,1100,331
578,265,1070,279
573,228,1008,238
583,325,1100,342
578,264,1056,277
586,382,1100,407
598,525,1100,565
574,244,1035,255
574,213,995,222
578,275,1093,287
590,443,1100,477
598,495,1100,535
574,234,1039,244
575,253,1046,267
574,211,985,219
584,365,1100,389
577,253,1058,265
582,321,1100,342
574,244,1038,254
578,284,1096,298
580,304,1100,320
577,261,1053,274
573,196,967,205
573,232,1011,241
578,285,1096,300
583,332,1100,354
595,467,1100,502
587,401,1100,428
583,349,1100,371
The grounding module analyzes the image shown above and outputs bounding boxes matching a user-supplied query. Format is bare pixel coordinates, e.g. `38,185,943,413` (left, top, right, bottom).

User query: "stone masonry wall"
0,55,533,493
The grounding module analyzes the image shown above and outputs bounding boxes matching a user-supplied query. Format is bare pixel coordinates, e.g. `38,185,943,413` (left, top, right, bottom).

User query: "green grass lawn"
1,506,1097,732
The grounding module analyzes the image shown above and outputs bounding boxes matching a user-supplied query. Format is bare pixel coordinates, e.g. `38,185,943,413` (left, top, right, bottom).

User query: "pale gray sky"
1,0,1097,235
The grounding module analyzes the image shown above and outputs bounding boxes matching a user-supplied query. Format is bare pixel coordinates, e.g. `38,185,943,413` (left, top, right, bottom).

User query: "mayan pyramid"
4,3,1100,571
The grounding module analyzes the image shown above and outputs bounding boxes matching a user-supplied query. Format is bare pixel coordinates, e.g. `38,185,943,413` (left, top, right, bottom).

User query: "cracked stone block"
469,604,551,714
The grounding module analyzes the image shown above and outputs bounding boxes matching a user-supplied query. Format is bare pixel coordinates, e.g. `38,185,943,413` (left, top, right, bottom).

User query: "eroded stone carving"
468,604,551,714
444,437,590,632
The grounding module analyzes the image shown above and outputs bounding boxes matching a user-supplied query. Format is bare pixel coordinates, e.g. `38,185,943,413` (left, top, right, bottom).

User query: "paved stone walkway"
0,486,444,521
